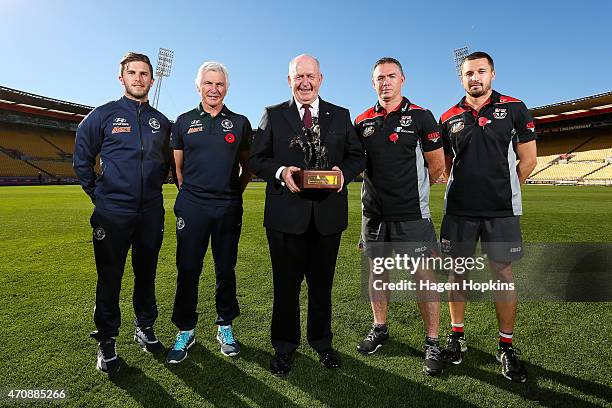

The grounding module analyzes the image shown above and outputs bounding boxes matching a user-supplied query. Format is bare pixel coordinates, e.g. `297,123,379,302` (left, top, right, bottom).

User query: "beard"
125,84,151,100
466,82,490,98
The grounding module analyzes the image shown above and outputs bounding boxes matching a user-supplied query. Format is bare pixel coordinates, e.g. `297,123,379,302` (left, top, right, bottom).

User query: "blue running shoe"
217,325,240,356
166,330,195,364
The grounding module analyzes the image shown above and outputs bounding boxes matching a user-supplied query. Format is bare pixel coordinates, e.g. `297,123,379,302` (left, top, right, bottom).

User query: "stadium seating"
583,164,612,181
0,129,61,159
530,162,605,181
570,148,612,161
30,160,75,177
0,152,41,176
42,133,75,155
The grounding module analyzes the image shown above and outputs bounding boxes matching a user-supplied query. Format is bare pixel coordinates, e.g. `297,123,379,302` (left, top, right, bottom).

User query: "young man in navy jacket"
73,52,171,375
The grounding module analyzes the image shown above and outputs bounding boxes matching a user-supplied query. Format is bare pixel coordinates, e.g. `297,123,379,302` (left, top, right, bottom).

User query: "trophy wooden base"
294,169,341,190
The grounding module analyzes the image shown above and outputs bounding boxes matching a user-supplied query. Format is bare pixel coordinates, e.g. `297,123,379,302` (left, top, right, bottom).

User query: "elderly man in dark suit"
249,54,365,375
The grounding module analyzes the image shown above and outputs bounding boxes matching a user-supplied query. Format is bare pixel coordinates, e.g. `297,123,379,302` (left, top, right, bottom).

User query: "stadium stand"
0,151,42,177
527,92,612,185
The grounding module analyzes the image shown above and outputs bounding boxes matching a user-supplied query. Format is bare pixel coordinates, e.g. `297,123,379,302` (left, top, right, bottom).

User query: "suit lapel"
283,98,304,137
318,98,334,143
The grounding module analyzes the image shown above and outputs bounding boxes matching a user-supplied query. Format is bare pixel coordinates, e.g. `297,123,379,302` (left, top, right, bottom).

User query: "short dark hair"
461,51,494,71
372,57,404,76
119,52,154,76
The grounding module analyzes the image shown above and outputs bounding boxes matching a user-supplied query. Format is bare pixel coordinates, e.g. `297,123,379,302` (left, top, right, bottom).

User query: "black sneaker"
357,325,389,355
442,333,467,365
96,338,120,375
497,346,528,383
134,326,165,354
423,344,443,376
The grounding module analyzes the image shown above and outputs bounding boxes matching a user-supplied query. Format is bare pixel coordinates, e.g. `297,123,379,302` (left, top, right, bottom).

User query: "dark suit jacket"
249,98,365,235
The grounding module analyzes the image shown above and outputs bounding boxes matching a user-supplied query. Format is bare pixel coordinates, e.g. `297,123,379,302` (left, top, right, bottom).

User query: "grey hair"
195,61,229,89
288,54,320,76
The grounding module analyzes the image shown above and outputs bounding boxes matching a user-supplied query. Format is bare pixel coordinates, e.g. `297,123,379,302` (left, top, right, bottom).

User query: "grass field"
0,184,611,407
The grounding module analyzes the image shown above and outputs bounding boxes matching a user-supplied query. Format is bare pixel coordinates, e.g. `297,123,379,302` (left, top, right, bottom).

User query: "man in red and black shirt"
354,57,445,375
438,51,537,382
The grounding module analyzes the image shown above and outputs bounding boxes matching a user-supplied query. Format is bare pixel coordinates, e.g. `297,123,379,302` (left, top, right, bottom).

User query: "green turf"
0,184,610,407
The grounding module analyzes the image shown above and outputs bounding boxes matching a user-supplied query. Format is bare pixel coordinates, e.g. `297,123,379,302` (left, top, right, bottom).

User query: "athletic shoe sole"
166,338,196,364
357,343,383,355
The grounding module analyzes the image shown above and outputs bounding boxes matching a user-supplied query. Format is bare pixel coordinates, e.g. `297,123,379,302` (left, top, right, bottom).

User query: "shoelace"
445,334,462,352
173,331,192,351
366,326,386,342
425,345,442,361
100,339,116,360
138,327,156,342
219,326,236,345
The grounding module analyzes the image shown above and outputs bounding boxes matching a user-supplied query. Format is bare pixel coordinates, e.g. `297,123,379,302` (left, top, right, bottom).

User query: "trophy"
289,117,341,190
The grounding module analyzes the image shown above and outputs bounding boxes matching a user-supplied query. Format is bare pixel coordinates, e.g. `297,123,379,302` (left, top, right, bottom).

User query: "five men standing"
75,50,535,383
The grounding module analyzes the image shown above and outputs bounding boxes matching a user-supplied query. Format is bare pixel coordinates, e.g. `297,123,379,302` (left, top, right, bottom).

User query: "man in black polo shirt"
354,57,446,375
439,51,537,382
166,61,252,363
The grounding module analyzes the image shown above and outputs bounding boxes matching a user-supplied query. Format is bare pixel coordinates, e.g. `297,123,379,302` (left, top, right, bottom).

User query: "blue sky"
2,0,611,124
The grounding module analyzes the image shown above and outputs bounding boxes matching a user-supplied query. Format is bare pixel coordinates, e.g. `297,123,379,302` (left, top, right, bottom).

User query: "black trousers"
266,220,342,354
89,205,165,341
171,195,242,330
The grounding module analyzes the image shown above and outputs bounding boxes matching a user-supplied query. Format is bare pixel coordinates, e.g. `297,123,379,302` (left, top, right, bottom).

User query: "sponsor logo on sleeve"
526,121,535,132
427,131,441,143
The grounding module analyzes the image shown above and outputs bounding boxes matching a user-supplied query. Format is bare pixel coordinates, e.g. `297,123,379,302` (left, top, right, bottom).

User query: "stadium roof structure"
0,85,92,123
531,91,612,125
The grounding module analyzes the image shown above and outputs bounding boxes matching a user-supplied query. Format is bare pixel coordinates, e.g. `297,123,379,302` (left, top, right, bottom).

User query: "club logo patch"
493,108,507,120
450,121,464,133
399,115,412,127
176,217,185,230
526,121,536,132
149,118,161,130
363,126,375,138
221,119,233,130
93,227,106,241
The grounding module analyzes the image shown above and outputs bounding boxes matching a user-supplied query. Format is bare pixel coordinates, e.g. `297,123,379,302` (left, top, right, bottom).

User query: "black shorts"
360,216,438,258
440,214,523,263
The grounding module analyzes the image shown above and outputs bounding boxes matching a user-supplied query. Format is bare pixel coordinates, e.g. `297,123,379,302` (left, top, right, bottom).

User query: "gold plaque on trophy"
294,169,341,190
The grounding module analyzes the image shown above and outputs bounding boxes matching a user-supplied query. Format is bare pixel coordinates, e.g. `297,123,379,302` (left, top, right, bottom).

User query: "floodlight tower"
152,48,174,109
453,46,469,77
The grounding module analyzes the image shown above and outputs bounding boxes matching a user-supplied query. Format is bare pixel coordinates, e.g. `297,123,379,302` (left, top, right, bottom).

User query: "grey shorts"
440,214,523,263
360,216,438,258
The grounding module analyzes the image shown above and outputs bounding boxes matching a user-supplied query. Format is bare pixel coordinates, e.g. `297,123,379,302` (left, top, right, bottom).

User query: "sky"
1,0,611,125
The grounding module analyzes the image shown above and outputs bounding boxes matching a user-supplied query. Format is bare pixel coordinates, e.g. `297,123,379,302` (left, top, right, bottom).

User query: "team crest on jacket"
176,217,185,230
493,108,507,120
93,227,106,241
363,126,375,138
399,115,412,127
221,119,233,130
149,117,161,130
450,121,464,133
